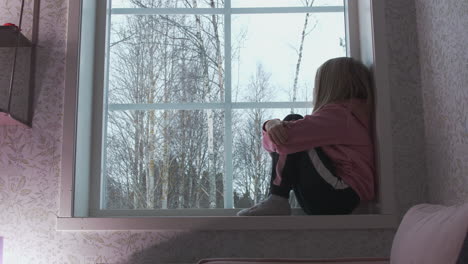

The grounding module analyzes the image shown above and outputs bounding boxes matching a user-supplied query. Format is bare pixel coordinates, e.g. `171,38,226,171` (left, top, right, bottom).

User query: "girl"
237,57,375,216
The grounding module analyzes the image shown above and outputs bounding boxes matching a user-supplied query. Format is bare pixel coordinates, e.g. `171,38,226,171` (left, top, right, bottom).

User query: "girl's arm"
262,104,352,154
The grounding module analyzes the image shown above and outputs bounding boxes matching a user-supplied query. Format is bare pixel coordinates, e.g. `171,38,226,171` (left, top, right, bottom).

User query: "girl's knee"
283,114,304,121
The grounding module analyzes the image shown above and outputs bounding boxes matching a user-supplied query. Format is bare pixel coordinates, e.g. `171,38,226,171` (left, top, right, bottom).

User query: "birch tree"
291,0,317,113
233,64,272,206
106,0,225,209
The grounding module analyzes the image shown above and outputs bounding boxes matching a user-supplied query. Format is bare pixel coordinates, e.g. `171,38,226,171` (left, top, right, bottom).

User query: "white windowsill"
57,214,398,231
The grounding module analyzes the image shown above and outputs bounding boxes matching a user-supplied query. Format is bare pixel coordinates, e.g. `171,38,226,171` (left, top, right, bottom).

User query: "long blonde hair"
313,57,374,112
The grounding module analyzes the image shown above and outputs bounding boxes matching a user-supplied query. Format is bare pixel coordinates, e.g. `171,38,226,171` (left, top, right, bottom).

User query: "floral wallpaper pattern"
414,0,468,206
384,0,428,218
1,0,464,263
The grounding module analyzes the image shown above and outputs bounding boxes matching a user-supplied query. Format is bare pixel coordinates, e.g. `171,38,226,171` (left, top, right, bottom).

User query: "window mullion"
111,7,224,15
345,0,360,58
224,0,234,209
107,101,314,111
110,6,344,15
231,6,344,14
100,0,113,210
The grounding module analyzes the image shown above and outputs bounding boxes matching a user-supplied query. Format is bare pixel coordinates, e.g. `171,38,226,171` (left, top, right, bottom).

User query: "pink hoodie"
262,99,375,201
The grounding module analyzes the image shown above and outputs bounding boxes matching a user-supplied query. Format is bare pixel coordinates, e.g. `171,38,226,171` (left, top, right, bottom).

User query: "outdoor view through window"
103,0,346,213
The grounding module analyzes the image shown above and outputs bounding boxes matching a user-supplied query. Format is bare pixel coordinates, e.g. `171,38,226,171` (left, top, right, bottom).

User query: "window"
60,0,396,229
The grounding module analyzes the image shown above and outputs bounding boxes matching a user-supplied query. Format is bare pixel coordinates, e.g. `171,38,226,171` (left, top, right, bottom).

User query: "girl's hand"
265,119,289,145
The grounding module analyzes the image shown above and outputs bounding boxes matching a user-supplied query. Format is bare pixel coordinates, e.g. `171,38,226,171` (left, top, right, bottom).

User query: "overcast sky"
232,12,345,102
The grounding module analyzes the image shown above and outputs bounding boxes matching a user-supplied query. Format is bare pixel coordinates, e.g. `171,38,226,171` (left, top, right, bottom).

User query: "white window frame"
59,0,396,230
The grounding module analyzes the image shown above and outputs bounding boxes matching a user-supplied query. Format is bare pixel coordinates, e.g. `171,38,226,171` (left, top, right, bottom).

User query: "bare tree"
291,0,318,113
233,64,272,206
106,0,225,210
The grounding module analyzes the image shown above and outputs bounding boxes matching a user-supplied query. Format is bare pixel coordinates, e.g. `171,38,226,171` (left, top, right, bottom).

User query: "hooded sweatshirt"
262,98,375,201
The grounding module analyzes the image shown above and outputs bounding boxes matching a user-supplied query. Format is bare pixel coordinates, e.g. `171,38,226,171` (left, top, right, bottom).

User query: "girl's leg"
236,114,304,216
292,148,360,215
236,150,296,216
269,152,293,198
267,113,359,214
269,113,305,198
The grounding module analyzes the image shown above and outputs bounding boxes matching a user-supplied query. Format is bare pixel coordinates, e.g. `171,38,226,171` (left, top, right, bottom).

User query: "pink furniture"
198,203,468,264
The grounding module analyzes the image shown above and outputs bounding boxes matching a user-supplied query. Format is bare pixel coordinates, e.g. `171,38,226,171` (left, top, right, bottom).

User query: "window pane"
112,0,223,8
232,108,312,209
232,13,346,102
232,0,343,8
108,14,224,104
105,109,225,209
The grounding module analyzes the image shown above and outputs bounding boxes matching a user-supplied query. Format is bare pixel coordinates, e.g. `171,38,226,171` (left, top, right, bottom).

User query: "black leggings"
269,114,360,215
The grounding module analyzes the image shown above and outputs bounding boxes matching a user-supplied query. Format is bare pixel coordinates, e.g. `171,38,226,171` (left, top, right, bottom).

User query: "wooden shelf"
0,26,32,47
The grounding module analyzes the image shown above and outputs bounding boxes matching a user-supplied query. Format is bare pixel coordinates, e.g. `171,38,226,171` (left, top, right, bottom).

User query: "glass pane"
108,14,224,104
232,108,312,209
105,109,225,209
232,12,346,102
232,0,343,8
112,0,223,8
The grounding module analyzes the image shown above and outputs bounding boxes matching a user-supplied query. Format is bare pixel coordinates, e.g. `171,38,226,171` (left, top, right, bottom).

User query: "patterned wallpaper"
414,0,468,206
384,0,428,218
2,0,460,263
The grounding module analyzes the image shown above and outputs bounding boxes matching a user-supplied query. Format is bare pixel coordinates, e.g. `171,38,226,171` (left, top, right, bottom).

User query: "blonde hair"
313,57,374,112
